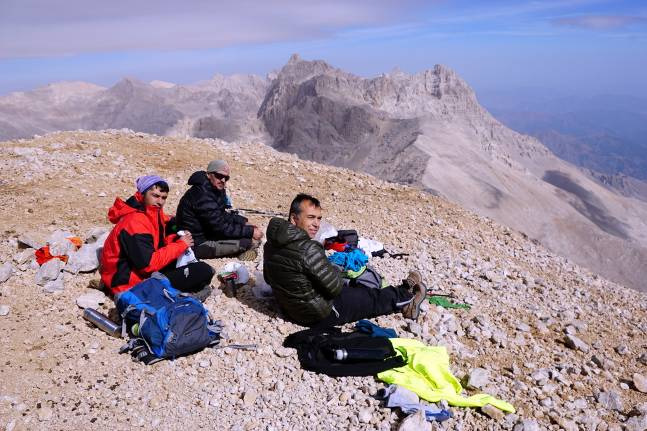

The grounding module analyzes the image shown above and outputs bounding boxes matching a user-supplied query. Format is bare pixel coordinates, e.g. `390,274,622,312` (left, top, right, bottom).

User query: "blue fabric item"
378,385,453,422
224,194,232,209
355,319,397,338
399,402,453,422
328,249,368,272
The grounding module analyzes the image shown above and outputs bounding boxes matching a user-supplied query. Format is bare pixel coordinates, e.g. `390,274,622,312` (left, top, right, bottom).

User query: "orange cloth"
35,246,68,265
67,236,82,248
35,237,82,265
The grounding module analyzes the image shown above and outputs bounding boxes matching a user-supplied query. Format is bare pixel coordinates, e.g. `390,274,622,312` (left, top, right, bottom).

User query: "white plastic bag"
358,237,384,257
314,220,338,244
251,270,273,299
221,261,250,284
176,230,198,268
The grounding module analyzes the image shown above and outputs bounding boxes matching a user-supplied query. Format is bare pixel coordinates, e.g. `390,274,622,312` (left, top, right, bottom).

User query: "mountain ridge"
0,56,645,291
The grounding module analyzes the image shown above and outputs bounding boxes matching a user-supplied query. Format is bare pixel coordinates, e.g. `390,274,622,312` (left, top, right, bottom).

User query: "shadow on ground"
542,170,630,240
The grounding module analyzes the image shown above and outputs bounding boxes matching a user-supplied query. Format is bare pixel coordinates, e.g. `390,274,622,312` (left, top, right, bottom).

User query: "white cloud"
0,0,426,58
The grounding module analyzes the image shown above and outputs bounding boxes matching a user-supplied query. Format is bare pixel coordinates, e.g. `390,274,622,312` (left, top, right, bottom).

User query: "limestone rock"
242,390,258,406
35,259,64,286
13,249,34,265
76,290,107,309
398,409,431,431
592,355,613,370
37,406,53,421
615,344,630,355
64,241,103,274
624,415,647,431
466,368,490,389
0,262,14,283
639,354,647,366
48,238,76,257
631,403,647,416
482,404,505,421
564,334,589,353
597,391,623,411
17,234,40,249
43,276,64,293
84,228,109,244
513,419,540,431
358,407,372,424
633,373,647,393
274,347,293,358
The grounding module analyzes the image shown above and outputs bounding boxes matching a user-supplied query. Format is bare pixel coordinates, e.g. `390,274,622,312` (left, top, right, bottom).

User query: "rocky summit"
0,130,646,430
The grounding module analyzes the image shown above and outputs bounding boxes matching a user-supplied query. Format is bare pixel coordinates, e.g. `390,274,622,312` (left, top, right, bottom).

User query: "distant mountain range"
479,90,647,200
0,74,269,142
1,55,646,291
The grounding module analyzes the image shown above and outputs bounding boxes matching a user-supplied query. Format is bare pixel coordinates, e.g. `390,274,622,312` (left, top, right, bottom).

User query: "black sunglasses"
210,172,230,182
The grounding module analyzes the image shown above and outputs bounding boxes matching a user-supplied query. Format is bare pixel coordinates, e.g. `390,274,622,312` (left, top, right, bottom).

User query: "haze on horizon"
1,0,646,101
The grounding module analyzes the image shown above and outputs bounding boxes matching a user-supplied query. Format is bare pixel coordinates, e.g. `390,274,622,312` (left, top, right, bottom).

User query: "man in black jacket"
263,193,427,327
176,160,263,260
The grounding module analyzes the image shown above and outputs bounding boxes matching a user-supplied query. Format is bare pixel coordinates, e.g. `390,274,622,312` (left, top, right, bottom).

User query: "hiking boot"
238,248,258,262
187,285,212,303
404,270,423,291
401,281,427,321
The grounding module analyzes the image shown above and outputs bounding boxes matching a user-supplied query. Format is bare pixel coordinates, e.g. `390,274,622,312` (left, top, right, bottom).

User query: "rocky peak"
364,64,480,117
263,55,480,119
106,77,152,98
273,54,342,85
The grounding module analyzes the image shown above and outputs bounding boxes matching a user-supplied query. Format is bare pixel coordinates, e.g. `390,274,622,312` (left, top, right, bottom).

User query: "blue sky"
1,0,646,98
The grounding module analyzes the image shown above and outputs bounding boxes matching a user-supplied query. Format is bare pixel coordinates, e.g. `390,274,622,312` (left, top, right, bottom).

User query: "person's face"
143,186,168,209
207,166,231,191
290,201,322,238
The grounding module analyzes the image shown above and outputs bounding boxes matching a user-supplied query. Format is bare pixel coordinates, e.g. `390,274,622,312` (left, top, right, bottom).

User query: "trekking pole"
425,290,454,298
236,208,285,218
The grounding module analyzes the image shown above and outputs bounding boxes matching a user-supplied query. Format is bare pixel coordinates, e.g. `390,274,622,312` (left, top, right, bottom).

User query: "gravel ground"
0,130,646,431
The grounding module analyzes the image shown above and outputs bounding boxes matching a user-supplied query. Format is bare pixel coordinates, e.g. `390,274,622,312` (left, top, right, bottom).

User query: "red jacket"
100,192,188,295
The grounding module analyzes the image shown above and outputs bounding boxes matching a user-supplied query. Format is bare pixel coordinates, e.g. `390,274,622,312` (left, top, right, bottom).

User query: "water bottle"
176,230,198,267
333,348,348,361
82,308,121,338
330,347,387,362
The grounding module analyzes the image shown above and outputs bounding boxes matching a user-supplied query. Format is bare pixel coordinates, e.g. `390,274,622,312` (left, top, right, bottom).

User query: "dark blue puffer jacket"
176,171,253,245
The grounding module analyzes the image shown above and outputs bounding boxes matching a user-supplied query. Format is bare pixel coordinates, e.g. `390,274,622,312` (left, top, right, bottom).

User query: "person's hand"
179,231,194,247
252,226,264,241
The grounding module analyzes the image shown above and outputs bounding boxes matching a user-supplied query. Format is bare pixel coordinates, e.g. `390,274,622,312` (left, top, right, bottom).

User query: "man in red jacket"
100,175,214,299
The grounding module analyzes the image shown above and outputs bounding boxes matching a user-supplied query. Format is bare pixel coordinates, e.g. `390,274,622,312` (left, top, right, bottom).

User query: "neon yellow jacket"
377,338,515,413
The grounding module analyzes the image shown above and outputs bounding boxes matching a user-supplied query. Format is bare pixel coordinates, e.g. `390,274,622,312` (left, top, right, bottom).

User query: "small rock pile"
0,130,645,431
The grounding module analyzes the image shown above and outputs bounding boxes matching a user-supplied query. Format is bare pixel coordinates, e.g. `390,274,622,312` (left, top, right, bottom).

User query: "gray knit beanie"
206,160,229,173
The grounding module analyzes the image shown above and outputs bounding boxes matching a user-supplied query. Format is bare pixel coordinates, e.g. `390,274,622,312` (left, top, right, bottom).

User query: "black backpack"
283,327,405,377
325,229,359,248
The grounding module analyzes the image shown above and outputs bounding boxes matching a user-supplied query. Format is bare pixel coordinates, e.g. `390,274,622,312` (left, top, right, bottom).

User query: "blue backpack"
116,275,221,364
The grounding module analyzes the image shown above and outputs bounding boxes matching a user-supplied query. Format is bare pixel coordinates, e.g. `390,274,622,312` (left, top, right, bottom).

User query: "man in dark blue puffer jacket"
176,160,263,260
